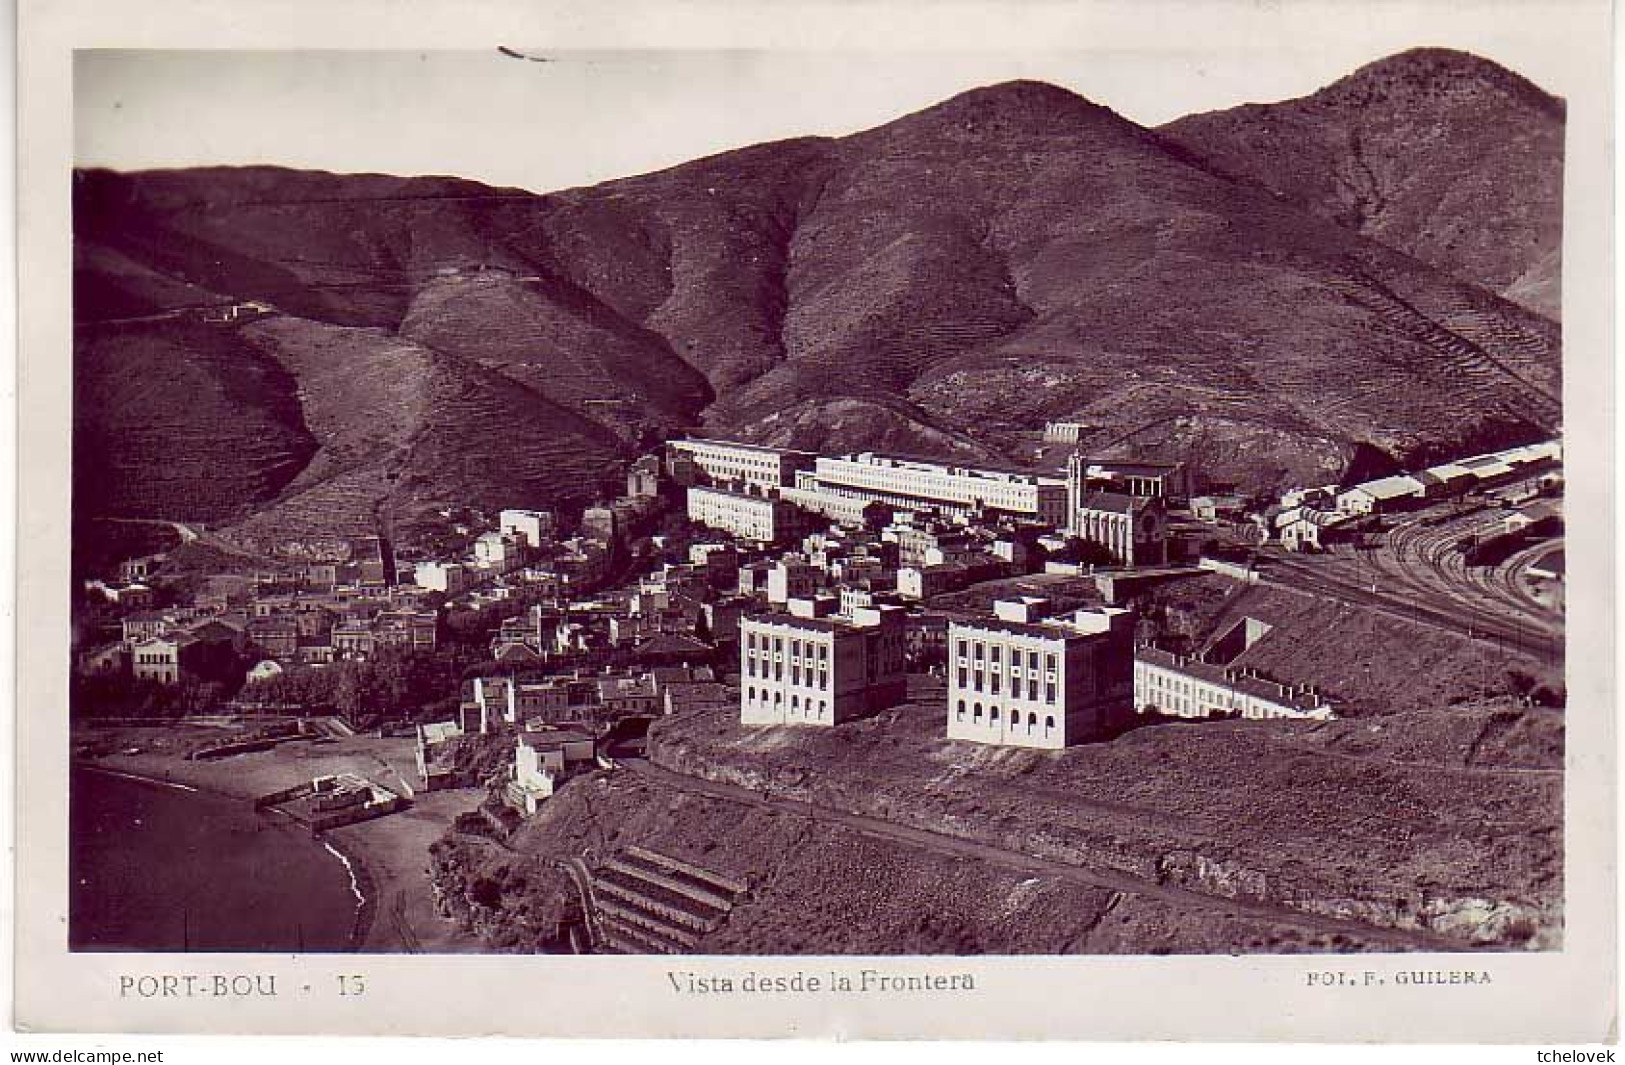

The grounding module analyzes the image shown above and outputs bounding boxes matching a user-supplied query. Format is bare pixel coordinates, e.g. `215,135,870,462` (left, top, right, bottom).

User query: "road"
98,515,290,568
616,756,1485,953
101,516,200,544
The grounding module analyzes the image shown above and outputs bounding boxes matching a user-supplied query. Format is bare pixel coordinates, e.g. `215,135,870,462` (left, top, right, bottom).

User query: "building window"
1027,712,1038,729
973,703,983,721
1045,715,1055,733
990,707,999,722
956,700,965,722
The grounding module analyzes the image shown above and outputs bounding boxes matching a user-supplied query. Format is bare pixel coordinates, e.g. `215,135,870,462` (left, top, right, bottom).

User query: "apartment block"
667,438,817,491
414,560,469,594
499,508,556,548
687,486,820,545
740,600,907,726
808,453,1069,526
947,598,1135,749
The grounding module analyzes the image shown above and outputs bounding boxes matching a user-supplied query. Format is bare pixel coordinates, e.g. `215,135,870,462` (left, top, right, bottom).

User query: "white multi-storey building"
777,483,895,528
499,508,555,549
414,560,469,594
947,598,1135,749
667,438,817,491
808,453,1069,526
766,555,824,605
740,600,907,726
686,486,820,545
474,531,528,573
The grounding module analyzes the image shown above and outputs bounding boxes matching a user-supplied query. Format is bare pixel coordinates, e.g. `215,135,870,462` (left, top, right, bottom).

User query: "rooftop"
1084,459,1183,475
1349,475,1424,499
672,436,816,459
1075,490,1139,514
827,451,1065,483
950,615,1098,642
1136,647,1327,712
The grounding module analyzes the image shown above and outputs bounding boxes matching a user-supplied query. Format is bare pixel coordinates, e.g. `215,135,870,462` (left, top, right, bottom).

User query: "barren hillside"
73,51,1564,545
1163,48,1564,317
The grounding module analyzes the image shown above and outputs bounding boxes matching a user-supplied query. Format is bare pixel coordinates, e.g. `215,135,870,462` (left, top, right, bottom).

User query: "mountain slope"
1161,48,1565,317
73,52,1564,546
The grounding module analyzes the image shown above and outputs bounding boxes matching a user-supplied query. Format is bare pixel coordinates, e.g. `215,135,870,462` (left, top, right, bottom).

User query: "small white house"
511,737,558,815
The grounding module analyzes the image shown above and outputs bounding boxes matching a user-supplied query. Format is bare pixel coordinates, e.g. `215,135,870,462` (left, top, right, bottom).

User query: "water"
70,767,362,952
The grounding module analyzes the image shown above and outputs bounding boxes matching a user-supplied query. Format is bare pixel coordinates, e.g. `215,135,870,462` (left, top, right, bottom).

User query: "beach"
72,724,487,954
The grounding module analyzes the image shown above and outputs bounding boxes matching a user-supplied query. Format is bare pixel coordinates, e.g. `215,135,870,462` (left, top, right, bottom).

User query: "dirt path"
619,757,1479,953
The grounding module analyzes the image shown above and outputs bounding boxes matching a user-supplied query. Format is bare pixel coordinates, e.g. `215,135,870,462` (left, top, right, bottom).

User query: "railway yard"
1257,477,1564,667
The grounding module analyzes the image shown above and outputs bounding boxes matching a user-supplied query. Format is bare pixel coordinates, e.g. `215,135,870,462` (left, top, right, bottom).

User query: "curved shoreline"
74,759,384,952
318,837,379,951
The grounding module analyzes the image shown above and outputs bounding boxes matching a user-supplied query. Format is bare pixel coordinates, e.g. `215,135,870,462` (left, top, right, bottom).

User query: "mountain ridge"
1161,47,1564,316
73,51,1564,550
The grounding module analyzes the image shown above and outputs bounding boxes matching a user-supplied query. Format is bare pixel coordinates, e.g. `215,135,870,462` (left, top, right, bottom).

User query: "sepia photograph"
13,0,1615,1043
64,40,1573,959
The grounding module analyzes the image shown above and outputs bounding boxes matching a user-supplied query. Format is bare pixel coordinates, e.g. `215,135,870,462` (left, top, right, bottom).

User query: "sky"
75,39,1574,196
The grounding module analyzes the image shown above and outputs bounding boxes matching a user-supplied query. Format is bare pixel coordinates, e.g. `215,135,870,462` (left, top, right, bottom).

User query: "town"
70,428,1566,954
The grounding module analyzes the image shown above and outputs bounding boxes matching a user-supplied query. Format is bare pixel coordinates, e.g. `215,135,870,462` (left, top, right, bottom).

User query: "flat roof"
1085,460,1183,475
1135,647,1325,711
949,616,1087,642
672,437,816,458
825,451,1066,482
1348,475,1424,499
519,729,595,746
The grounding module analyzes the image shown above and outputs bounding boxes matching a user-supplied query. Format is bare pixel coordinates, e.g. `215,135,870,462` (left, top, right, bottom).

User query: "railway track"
1262,554,1562,663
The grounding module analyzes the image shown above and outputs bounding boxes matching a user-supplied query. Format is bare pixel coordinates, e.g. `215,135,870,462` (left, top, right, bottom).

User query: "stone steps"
586,847,749,956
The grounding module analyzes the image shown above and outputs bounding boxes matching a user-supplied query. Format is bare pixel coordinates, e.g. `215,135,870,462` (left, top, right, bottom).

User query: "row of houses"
458,664,724,734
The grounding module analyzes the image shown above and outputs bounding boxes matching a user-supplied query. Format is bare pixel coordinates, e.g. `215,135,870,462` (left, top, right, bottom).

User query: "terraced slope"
73,320,317,521
218,316,628,554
